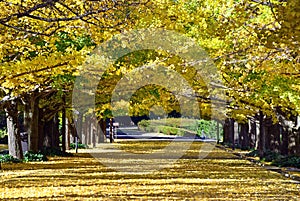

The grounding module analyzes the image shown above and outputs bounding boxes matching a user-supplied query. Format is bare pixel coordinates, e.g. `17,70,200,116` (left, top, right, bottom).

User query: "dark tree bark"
240,122,250,150
43,113,60,149
216,121,220,144
289,128,298,156
61,104,66,152
264,117,273,151
90,119,96,148
229,118,235,150
223,118,230,144
53,114,60,148
43,118,53,148
65,117,70,150
85,115,91,145
99,118,106,143
38,109,45,151
69,117,77,143
296,128,300,156
24,93,40,152
258,111,266,158
270,122,281,153
6,100,23,159
76,113,83,143
249,119,257,149
109,118,113,143
281,126,289,156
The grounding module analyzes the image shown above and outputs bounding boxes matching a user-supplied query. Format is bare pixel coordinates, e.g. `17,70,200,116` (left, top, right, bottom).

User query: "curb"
215,144,300,183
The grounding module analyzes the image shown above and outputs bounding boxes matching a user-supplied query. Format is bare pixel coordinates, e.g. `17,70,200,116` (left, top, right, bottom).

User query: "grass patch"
138,118,222,139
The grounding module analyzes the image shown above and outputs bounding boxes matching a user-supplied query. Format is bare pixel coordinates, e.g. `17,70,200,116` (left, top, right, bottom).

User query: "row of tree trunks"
76,115,107,147
4,90,110,160
223,114,300,158
42,114,60,149
5,96,76,159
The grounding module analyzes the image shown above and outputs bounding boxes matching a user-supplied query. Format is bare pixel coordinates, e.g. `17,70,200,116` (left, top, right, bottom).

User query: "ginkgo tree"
0,0,149,158
0,0,299,159
131,0,300,156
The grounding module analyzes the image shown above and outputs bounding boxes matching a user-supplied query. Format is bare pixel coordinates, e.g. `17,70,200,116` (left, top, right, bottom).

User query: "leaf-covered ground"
0,144,7,151
1,142,299,200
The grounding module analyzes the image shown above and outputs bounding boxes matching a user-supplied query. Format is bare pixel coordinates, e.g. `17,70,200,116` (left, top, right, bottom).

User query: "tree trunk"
6,101,23,159
38,110,45,151
281,126,289,156
270,123,281,153
109,118,113,143
61,106,66,152
69,117,77,143
76,113,83,143
296,128,300,156
258,111,266,158
85,116,91,145
223,118,230,144
264,117,272,151
229,118,235,150
91,119,96,148
249,119,256,149
43,118,53,148
240,122,249,150
99,118,106,143
216,122,220,144
43,114,60,149
65,117,70,150
53,114,60,148
24,93,40,152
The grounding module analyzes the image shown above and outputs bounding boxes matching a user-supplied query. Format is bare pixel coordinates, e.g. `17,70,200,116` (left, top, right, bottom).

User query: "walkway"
1,141,299,200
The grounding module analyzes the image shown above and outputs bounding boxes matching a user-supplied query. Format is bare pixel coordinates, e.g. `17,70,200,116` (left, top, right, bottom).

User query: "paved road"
106,127,216,142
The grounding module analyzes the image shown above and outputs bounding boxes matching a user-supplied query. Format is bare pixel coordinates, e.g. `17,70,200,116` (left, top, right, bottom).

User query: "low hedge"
138,118,222,139
246,149,300,168
70,143,88,149
0,151,47,163
272,156,300,168
0,154,21,163
141,124,196,137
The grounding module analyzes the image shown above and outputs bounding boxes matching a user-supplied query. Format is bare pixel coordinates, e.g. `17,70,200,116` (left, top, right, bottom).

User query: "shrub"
138,120,150,129
0,154,21,163
263,150,281,162
272,156,300,168
137,118,222,139
245,150,259,157
157,126,180,135
42,147,73,157
70,143,88,149
0,129,8,144
23,151,48,162
0,128,7,139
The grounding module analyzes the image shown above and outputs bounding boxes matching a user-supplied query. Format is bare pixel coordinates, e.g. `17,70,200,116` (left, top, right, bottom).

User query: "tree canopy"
0,0,299,158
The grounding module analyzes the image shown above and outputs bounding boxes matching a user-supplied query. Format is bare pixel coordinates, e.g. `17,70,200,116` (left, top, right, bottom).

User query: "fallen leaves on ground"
0,142,299,200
